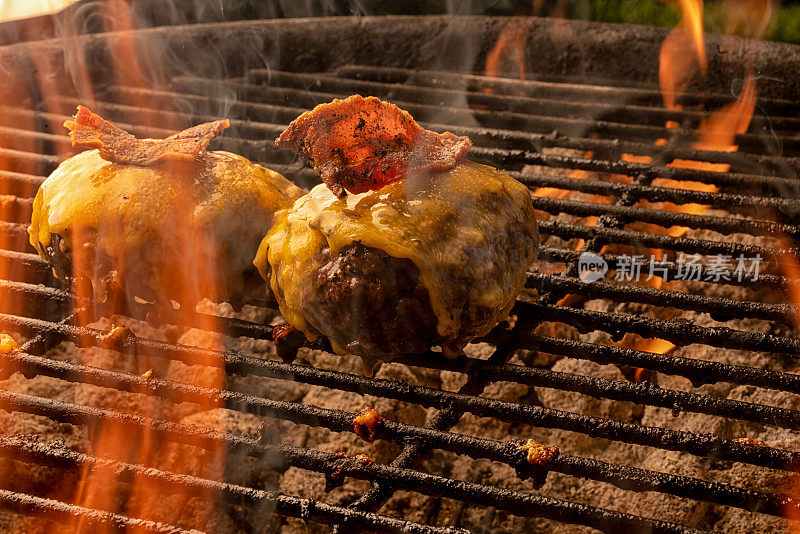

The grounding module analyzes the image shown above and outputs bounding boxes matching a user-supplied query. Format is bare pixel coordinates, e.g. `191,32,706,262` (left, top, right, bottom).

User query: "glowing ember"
639,338,677,356
0,334,19,354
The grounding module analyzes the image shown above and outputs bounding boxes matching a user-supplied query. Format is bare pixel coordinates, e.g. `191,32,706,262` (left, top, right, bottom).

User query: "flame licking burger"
28,106,304,309
255,96,539,373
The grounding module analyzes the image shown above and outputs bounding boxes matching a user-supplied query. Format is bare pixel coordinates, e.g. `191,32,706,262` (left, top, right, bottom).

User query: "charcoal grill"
1,9,800,534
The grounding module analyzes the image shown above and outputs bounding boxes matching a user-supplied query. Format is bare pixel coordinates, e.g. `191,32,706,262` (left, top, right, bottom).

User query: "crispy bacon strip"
64,105,230,166
276,95,471,197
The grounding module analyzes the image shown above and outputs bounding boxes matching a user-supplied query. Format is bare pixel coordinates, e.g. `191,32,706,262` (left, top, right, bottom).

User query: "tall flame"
696,74,757,152
485,19,527,82
0,3,226,531
659,0,707,111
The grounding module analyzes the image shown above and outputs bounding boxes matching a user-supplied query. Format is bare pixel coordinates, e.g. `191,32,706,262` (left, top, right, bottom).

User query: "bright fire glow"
659,0,707,111
484,20,527,82
696,75,757,152
0,3,227,530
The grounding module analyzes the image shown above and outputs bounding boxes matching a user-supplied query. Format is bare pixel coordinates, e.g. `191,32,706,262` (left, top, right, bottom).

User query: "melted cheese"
255,161,538,353
29,149,304,302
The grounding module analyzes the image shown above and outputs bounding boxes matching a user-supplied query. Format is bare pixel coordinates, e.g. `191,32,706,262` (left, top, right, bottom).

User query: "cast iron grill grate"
1,16,800,534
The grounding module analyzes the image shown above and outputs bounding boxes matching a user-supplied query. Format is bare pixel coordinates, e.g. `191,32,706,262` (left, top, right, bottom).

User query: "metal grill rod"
537,246,794,289
519,301,800,356
0,488,198,534
171,76,800,156
332,66,800,117
509,170,800,215
519,334,800,393
0,436,464,534
3,348,794,516
526,273,795,324
0,389,713,534
537,220,785,258
0,312,795,472
243,70,800,133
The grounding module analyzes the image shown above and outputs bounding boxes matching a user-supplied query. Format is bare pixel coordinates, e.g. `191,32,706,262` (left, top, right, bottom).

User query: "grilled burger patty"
29,149,304,307
306,242,440,359
256,160,540,365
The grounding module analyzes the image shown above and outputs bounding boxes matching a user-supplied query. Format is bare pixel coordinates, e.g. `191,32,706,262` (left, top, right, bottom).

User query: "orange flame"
696,75,757,152
0,4,222,531
484,19,527,82
659,0,707,111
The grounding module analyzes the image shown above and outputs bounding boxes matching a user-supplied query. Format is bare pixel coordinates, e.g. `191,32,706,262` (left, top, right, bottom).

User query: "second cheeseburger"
29,106,304,308
255,96,539,370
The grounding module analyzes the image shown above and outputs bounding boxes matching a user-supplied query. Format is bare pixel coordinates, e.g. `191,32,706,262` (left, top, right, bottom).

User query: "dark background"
2,0,799,45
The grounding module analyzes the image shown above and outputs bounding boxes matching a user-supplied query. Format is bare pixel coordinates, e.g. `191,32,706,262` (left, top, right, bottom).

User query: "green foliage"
572,0,800,44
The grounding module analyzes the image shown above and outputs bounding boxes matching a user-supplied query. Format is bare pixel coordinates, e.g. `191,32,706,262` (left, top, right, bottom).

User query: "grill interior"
0,13,800,534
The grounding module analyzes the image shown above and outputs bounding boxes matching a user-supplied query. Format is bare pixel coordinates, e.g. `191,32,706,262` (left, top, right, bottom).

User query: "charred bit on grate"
272,323,306,363
98,323,135,351
326,452,376,491
515,439,559,488
353,407,383,442
733,437,769,447
0,334,19,354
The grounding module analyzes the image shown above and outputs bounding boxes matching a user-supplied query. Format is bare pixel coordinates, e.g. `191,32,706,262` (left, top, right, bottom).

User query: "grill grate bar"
515,301,800,356
2,312,796,471
170,76,800,157
471,146,800,194
530,195,798,239
398,351,800,431
519,334,800,393
243,69,800,133
0,249,50,285
1,221,32,253
537,245,792,289
537,220,785,258
4,349,793,516
0,488,198,534
0,436,466,534
0,389,714,534
332,65,800,117
527,272,795,324
0,170,44,197
510,170,800,215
